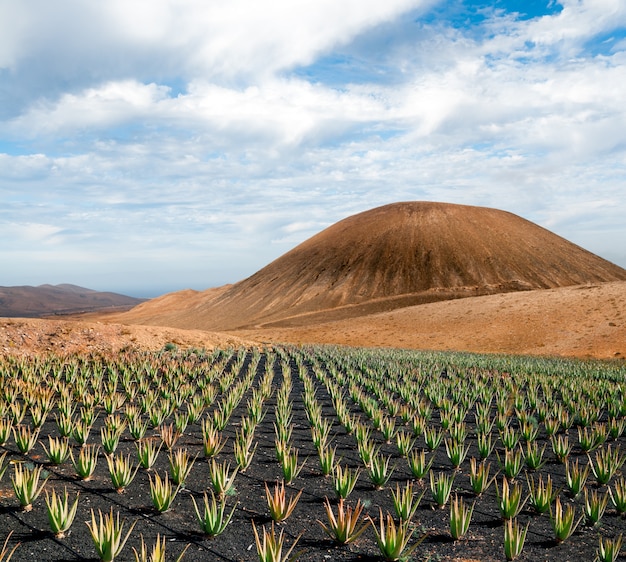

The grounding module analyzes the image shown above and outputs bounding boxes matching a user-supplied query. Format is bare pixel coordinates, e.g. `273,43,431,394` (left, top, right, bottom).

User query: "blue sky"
1,0,625,298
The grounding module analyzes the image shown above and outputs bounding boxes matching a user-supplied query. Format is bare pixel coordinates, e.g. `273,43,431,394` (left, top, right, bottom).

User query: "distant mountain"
0,284,145,318
116,201,626,330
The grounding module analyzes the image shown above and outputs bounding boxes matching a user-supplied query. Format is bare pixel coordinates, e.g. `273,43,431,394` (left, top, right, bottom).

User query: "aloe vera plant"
86,507,137,562
149,471,180,513
503,518,529,560
45,487,79,538
191,490,236,538
368,508,425,562
132,534,190,562
430,471,455,509
11,462,49,511
449,494,474,540
265,480,302,523
252,521,302,562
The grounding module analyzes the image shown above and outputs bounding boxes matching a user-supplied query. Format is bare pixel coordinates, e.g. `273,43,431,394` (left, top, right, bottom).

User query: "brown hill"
0,284,145,318
114,201,626,331
234,281,626,360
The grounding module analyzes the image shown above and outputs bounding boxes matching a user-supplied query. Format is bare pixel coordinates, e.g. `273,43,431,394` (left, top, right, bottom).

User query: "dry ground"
0,317,253,356
1,281,625,360
232,281,626,360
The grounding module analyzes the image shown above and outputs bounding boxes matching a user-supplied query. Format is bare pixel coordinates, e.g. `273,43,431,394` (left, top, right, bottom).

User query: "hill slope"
116,202,626,331
234,281,626,359
0,284,145,318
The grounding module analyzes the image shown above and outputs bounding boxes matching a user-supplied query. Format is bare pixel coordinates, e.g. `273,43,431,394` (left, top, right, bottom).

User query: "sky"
1,0,626,298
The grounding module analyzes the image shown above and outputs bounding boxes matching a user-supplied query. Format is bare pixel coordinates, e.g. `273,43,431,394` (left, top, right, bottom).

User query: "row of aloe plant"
1,345,626,561
289,345,626,561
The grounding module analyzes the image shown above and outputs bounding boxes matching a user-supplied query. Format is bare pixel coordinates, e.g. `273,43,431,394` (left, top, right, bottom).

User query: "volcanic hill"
113,202,626,331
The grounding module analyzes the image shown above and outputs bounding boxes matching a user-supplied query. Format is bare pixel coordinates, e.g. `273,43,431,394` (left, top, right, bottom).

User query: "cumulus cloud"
1,0,626,295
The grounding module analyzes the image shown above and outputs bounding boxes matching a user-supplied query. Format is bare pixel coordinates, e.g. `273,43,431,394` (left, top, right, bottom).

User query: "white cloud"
1,0,626,295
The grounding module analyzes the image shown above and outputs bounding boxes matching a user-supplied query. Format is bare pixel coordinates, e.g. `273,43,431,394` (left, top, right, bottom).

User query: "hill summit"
118,202,626,330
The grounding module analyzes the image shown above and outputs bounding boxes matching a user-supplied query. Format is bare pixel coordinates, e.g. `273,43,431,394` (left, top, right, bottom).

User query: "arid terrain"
1,280,624,359
2,202,625,359
1,202,626,562
0,283,145,318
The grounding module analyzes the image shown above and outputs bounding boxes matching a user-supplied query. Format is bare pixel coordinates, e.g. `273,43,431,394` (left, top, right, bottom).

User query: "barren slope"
114,202,626,330
0,317,252,356
234,281,626,359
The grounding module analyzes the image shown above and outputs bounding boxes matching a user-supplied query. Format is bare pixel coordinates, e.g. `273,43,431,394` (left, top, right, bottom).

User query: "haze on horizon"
1,0,626,299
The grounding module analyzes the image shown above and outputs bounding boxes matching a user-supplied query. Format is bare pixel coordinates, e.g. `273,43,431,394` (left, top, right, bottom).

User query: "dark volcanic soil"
1,348,625,562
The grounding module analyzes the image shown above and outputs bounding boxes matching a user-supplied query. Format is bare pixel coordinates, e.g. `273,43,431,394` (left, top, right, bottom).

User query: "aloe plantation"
0,345,625,561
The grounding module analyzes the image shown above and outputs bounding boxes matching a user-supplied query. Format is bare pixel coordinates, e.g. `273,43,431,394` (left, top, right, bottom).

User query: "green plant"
136,438,162,470
0,418,13,446
128,416,148,441
280,448,305,484
565,458,590,498
408,449,433,480
424,426,443,451
318,444,338,477
71,444,99,480
209,459,238,497
395,431,415,457
444,438,469,469
503,518,529,560
12,424,39,454
524,441,547,471
477,431,495,460
45,487,79,538
0,451,8,481
430,471,455,509
191,490,236,538
497,448,524,480
252,521,302,562
86,507,137,562
367,453,394,489
520,420,539,442
168,448,196,487
333,464,360,499
550,496,583,543
578,425,607,453
201,419,226,458
106,452,139,493
449,494,474,540
265,480,302,523
608,417,626,440
609,476,626,514
496,477,527,520
590,444,626,486
380,416,396,443
500,426,520,450
148,471,180,513
132,533,189,562
41,435,71,465
100,425,124,455
72,419,92,446
551,434,572,464
357,438,378,465
468,458,496,496
391,481,423,522
584,488,609,527
159,423,181,450
526,473,556,515
234,431,257,472
368,508,424,561
596,534,623,562
318,497,370,545
11,462,49,511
